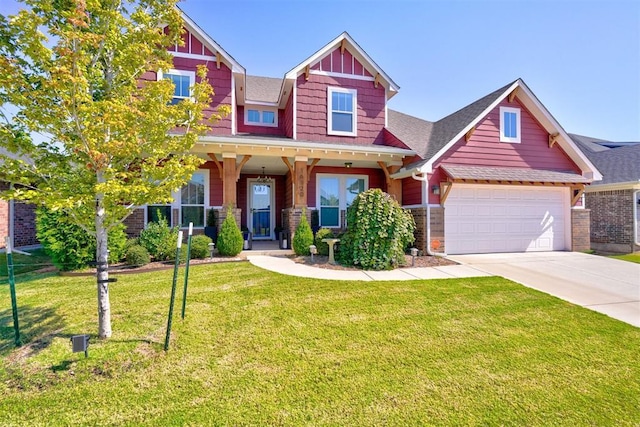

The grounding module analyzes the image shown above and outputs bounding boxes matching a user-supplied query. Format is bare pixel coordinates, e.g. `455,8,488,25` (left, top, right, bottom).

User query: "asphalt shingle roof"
570,134,640,185
245,75,282,103
441,164,590,184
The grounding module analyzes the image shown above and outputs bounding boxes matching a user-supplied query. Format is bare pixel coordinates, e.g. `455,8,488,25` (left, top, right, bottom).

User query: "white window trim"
327,87,357,137
157,68,196,103
316,173,368,228
500,106,521,143
244,106,278,127
171,169,210,229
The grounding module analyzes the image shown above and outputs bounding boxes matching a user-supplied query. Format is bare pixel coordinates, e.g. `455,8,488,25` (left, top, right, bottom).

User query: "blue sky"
2,0,639,141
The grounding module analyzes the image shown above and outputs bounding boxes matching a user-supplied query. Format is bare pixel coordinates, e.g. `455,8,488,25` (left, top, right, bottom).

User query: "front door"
249,181,273,240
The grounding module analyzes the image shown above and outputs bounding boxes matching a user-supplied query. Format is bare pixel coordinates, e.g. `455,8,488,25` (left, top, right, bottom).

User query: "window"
147,205,172,225
328,87,357,136
245,107,278,127
160,69,195,104
317,174,367,227
181,172,206,227
500,106,521,143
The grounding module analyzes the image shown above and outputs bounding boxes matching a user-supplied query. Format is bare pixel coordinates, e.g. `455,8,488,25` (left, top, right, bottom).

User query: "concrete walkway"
448,252,640,327
247,255,490,281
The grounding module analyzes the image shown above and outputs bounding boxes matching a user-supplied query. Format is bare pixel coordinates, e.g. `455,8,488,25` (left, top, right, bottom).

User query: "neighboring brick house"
118,7,602,255
571,134,640,253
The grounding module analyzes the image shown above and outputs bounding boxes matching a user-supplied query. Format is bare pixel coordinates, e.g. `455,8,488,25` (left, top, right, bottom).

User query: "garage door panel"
445,184,569,255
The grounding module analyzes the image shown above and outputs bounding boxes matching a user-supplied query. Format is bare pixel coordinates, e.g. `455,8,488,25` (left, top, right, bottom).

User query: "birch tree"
0,0,227,338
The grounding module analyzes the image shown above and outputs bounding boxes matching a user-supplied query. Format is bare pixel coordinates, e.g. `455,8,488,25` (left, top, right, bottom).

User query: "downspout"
634,189,640,248
411,172,447,257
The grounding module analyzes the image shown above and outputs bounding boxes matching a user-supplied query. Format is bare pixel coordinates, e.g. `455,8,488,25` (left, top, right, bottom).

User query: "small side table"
321,238,341,264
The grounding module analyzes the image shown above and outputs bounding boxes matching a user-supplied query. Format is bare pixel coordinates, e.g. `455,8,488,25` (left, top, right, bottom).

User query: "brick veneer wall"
406,206,445,255
123,208,145,238
13,201,38,247
571,208,591,252
586,190,635,253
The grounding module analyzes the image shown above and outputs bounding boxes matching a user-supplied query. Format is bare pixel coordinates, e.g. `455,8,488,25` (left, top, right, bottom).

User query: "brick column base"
571,208,591,252
407,206,445,255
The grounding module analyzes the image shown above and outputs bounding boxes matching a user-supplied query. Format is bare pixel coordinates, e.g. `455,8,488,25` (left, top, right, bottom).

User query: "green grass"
609,253,640,264
0,248,52,278
1,263,639,426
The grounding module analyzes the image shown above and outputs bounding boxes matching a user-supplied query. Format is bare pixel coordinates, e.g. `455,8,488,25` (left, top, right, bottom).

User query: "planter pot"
204,226,217,242
242,231,252,250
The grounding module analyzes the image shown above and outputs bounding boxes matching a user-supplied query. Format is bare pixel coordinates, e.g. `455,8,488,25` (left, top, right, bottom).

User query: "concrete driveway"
448,252,640,327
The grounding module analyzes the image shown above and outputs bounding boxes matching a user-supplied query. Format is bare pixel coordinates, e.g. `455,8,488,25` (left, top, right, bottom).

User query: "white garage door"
445,184,569,255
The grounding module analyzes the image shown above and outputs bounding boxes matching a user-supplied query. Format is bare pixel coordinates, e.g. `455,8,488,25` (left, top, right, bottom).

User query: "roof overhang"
584,180,640,192
393,79,603,182
440,164,590,185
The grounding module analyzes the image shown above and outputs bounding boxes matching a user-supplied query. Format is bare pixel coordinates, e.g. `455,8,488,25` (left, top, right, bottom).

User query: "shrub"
35,208,128,271
190,234,212,259
139,214,178,261
216,208,243,256
337,189,415,270
314,228,335,256
293,210,314,256
125,245,150,267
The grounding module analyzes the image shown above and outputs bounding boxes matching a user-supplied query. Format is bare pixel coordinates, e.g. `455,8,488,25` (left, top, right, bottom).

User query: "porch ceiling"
191,137,414,174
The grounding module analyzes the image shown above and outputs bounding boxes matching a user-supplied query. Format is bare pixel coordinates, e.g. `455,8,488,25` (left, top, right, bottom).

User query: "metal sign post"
5,237,22,347
181,223,193,320
164,231,183,352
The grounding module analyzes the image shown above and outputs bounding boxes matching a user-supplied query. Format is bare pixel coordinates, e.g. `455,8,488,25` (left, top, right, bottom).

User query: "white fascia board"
177,7,245,75
515,82,603,181
283,32,399,95
195,134,415,156
244,100,279,107
584,181,640,192
417,81,519,175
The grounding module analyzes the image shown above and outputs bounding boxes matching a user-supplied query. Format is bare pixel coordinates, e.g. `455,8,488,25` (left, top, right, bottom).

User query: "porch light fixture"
431,185,440,195
344,162,352,168
257,167,271,183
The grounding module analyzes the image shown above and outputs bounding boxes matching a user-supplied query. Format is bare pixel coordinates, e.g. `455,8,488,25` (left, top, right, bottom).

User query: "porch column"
378,162,403,204
222,152,237,207
294,156,308,208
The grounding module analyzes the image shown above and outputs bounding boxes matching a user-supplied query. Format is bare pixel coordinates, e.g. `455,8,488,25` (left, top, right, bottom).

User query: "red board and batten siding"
296,74,385,145
428,98,582,204
307,166,385,207
311,48,374,78
171,56,233,136
167,29,216,57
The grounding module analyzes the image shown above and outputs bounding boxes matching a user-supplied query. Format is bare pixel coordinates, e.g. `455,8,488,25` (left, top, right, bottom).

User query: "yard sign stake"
181,223,193,320
5,237,22,347
164,231,183,352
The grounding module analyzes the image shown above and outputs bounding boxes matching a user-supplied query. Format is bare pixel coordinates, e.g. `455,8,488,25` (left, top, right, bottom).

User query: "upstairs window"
160,69,195,105
245,107,278,127
328,87,357,136
500,106,521,143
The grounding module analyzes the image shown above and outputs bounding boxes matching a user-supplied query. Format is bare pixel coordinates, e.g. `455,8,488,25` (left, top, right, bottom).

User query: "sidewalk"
247,255,490,281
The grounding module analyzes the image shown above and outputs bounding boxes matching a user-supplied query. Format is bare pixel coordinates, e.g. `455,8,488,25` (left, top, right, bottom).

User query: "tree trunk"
95,187,112,338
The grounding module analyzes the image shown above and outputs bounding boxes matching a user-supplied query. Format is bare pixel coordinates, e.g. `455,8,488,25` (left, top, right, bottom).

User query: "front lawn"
0,248,52,278
1,263,638,425
609,253,640,264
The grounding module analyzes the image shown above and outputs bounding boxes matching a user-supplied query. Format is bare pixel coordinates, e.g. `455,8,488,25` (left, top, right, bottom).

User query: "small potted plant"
241,225,252,250
204,208,217,242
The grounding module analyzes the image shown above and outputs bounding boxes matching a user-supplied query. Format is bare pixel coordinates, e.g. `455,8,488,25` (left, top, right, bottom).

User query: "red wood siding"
166,29,212,57
307,166,385,207
427,168,448,205
296,74,385,144
284,93,294,138
237,106,286,136
171,56,232,136
437,98,580,172
201,162,224,206
312,47,371,77
402,176,423,205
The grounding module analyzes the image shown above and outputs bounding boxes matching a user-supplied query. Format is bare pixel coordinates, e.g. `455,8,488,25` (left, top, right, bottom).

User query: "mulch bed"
291,254,456,270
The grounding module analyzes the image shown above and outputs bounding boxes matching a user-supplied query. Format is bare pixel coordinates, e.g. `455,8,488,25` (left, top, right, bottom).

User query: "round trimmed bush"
190,234,212,259
293,211,314,256
337,189,415,270
314,228,334,256
216,208,243,256
125,244,150,267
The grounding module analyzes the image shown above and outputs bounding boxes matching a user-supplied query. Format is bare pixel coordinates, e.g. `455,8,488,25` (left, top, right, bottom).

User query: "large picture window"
317,174,367,227
327,87,357,136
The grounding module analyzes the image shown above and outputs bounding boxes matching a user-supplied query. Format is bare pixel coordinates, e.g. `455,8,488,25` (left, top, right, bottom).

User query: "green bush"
125,245,150,267
293,211,314,256
314,228,334,256
35,208,128,271
190,234,212,259
139,214,178,261
337,189,415,270
216,208,243,256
